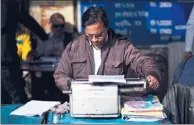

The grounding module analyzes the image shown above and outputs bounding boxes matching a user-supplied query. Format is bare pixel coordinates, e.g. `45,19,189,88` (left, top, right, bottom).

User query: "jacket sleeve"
18,11,48,41
53,43,73,91
185,5,194,52
124,41,161,82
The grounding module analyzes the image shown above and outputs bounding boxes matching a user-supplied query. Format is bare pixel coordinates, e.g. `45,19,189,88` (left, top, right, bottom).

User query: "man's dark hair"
82,6,109,28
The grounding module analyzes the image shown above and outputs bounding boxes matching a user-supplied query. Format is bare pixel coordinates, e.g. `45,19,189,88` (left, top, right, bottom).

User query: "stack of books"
121,95,166,122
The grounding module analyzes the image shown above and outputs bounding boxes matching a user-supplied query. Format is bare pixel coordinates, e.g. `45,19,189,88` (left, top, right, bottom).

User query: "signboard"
77,0,194,45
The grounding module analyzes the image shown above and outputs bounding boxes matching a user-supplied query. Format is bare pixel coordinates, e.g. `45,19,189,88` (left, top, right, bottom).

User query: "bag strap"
173,56,193,84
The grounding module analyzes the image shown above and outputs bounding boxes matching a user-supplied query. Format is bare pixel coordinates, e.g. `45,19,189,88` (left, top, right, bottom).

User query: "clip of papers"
10,100,60,116
89,75,126,84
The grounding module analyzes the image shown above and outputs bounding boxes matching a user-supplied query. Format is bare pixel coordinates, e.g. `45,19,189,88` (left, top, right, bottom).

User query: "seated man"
54,7,161,92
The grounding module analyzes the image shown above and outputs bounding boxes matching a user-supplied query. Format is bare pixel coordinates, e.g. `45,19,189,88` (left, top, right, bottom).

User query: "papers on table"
89,75,126,84
10,100,60,116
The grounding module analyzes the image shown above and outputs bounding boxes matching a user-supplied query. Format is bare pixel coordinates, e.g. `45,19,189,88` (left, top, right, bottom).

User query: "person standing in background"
168,5,194,86
184,5,194,60
1,0,48,104
30,13,75,102
36,13,75,57
16,23,32,61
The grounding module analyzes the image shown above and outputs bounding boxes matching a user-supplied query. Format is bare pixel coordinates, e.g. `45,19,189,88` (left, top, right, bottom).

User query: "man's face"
85,22,108,49
51,20,65,37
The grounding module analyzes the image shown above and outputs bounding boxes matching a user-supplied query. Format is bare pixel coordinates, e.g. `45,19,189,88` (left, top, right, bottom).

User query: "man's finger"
149,80,154,88
153,80,159,89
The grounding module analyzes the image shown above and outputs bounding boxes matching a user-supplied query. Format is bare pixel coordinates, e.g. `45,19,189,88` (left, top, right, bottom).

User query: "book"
121,108,166,119
123,95,163,112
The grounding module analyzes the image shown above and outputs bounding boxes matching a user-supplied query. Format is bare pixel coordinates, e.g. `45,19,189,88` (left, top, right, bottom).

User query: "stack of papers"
121,95,166,122
10,100,60,116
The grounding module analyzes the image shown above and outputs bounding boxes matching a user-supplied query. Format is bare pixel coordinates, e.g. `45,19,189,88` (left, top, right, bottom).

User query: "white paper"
10,100,60,116
89,75,126,83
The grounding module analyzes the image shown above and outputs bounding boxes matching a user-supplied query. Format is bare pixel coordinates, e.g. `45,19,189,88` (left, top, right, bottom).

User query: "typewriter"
63,75,147,118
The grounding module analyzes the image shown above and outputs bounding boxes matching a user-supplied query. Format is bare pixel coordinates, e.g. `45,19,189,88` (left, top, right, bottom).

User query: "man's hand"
184,52,192,60
146,75,159,89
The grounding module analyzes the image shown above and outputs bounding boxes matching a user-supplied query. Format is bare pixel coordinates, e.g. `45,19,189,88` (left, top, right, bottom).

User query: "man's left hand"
146,75,159,89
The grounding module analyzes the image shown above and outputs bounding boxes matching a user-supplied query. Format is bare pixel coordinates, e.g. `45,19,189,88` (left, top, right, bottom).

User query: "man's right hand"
184,52,192,60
